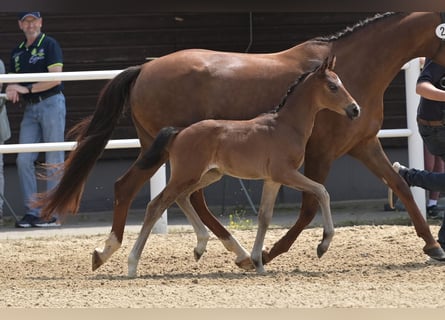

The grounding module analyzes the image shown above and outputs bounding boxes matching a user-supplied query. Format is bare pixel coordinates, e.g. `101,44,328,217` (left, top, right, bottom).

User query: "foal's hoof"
92,249,104,271
316,244,327,258
424,246,445,261
193,248,205,261
235,257,255,270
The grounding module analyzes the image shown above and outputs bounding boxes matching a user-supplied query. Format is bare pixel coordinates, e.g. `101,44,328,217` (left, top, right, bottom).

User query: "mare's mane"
270,12,403,114
313,12,400,42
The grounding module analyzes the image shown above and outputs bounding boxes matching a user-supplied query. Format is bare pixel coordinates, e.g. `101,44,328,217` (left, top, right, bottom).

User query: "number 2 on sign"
436,23,445,40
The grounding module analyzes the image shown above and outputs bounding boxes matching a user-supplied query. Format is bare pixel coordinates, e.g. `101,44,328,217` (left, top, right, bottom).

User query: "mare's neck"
331,12,442,93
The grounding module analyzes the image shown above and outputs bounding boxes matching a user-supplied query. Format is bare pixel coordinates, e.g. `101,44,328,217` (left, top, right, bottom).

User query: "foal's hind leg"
92,153,165,271
181,171,253,269
190,189,253,269
251,180,281,273
175,195,211,261
128,191,174,278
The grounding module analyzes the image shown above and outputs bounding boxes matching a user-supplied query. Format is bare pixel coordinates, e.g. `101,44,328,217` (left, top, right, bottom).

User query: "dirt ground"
1,223,445,308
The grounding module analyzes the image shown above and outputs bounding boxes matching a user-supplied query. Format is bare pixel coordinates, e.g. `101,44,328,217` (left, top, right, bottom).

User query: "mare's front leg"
349,138,445,260
93,151,166,271
251,181,281,273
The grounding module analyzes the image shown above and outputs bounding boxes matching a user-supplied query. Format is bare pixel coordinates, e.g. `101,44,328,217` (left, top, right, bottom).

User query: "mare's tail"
135,126,179,170
38,65,142,219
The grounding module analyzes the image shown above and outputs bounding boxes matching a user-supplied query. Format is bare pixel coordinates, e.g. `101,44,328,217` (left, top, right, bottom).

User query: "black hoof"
193,249,203,262
317,244,326,258
424,246,445,261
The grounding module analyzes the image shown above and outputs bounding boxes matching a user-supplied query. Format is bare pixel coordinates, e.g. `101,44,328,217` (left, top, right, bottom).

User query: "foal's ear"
328,55,336,70
319,56,329,73
319,55,336,73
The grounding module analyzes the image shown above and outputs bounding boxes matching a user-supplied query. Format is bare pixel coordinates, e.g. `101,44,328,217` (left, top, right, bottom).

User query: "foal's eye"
328,82,338,92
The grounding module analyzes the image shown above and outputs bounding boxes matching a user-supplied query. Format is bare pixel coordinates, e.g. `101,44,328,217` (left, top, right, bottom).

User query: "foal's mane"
271,70,313,113
313,12,399,42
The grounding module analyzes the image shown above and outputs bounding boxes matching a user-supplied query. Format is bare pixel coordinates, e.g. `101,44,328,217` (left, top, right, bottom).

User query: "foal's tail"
37,65,142,219
135,126,179,170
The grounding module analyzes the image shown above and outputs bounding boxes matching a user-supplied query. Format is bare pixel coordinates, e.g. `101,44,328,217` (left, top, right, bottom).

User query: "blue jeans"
16,93,66,217
402,168,445,248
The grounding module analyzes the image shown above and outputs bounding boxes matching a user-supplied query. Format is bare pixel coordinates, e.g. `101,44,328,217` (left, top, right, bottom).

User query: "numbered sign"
436,23,445,40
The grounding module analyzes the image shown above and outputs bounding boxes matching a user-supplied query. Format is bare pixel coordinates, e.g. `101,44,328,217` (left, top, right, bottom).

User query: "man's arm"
5,65,62,103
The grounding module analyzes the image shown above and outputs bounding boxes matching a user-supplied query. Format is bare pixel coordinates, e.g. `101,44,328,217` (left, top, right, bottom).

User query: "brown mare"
38,12,445,271
126,56,360,276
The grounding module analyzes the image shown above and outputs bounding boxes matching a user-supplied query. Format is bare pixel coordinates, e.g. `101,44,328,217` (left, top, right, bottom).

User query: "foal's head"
309,56,360,120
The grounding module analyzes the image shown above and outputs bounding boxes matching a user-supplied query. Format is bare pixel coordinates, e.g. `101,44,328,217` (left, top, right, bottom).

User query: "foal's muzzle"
345,103,361,120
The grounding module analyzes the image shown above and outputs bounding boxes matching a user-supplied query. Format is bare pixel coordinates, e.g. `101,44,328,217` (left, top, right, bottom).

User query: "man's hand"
5,84,29,103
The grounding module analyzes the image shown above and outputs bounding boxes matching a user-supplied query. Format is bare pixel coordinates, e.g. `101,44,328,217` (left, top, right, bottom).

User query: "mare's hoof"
262,250,271,265
424,246,445,261
235,257,255,270
92,250,104,271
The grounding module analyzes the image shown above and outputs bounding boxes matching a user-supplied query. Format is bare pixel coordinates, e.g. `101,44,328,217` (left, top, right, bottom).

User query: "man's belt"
23,90,61,105
417,117,445,127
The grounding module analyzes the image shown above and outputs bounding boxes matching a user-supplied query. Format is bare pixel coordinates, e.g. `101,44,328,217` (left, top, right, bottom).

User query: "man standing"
6,12,65,228
393,58,445,249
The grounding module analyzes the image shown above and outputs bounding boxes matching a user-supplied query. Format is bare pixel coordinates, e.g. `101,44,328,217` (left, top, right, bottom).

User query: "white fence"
0,58,426,221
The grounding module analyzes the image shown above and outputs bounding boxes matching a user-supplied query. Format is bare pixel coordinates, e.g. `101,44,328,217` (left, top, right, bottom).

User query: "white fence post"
404,58,426,219
150,164,168,233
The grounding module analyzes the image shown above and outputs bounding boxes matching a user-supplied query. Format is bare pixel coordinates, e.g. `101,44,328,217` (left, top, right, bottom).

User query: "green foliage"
228,209,253,230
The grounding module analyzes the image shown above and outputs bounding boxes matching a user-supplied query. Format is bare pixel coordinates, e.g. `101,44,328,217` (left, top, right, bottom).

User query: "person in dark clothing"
5,12,65,228
393,58,445,249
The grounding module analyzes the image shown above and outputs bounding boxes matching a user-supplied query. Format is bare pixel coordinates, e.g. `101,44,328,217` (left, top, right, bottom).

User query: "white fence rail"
0,58,426,219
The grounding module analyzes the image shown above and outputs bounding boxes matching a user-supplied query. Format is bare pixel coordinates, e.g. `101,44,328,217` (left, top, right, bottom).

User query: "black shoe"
15,214,60,228
427,205,444,220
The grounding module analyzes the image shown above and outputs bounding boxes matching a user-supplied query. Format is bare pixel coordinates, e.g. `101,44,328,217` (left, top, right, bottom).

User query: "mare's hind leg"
348,138,445,260
180,170,253,269
92,152,165,271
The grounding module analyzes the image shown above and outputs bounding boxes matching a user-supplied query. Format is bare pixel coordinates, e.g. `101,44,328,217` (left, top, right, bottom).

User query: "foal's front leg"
272,170,335,262
251,181,281,273
312,183,334,258
287,171,335,257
